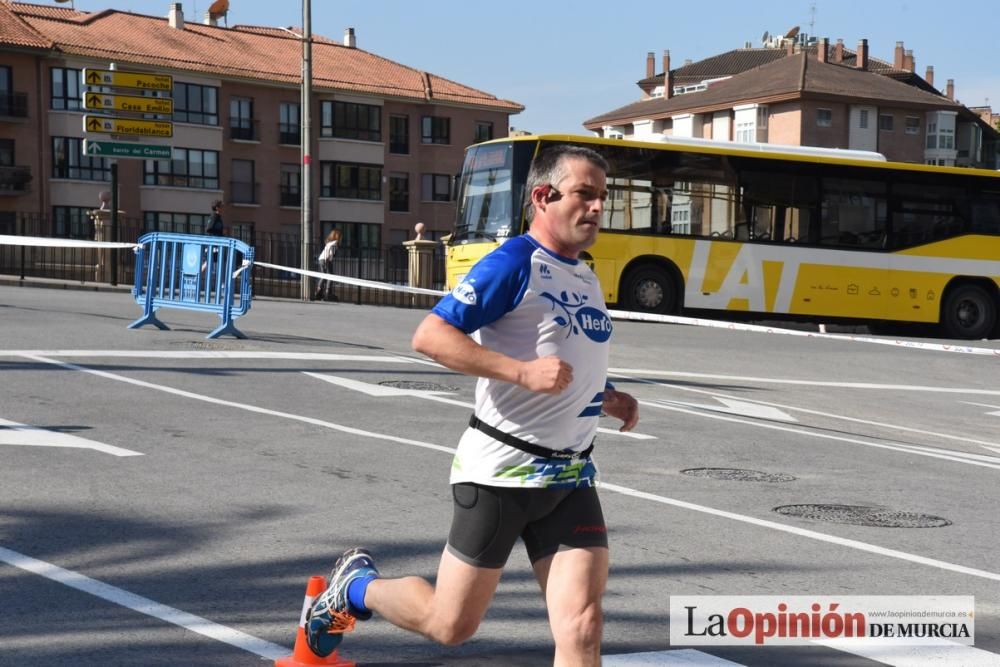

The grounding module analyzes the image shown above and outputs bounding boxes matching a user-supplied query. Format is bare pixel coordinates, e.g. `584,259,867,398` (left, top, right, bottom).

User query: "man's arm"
412,313,573,395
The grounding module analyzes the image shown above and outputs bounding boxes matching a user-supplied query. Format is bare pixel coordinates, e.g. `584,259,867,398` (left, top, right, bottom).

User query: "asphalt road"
1,284,998,666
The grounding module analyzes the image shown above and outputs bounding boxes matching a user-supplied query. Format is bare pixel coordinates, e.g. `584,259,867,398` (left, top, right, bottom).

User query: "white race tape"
608,309,1000,357
0,234,140,250
253,261,447,297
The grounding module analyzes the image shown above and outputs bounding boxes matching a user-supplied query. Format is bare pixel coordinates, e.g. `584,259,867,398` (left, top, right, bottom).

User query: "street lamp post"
300,0,312,301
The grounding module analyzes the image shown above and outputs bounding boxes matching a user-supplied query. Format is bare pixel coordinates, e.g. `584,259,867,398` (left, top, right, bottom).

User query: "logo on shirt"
539,264,552,279
541,291,612,342
451,280,477,305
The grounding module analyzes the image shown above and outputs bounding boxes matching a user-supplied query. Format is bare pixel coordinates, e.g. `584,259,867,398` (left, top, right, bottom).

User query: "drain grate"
682,468,796,483
774,504,951,528
378,380,458,392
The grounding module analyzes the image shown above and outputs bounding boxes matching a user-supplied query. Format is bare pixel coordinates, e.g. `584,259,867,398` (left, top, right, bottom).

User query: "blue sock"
347,574,377,615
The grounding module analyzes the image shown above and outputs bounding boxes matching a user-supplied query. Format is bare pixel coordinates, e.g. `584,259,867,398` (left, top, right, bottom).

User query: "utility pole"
300,0,313,301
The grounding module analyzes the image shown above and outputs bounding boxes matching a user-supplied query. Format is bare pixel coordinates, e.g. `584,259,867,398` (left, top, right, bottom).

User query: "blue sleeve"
433,243,532,334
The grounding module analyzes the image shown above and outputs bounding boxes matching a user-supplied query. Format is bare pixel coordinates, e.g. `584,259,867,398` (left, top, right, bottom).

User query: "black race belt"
468,415,594,461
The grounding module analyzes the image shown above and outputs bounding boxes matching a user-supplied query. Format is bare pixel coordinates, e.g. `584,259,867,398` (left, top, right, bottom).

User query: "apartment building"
0,1,523,248
584,34,999,169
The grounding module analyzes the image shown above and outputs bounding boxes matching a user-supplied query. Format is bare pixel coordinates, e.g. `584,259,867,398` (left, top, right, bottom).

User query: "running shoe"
305,548,379,656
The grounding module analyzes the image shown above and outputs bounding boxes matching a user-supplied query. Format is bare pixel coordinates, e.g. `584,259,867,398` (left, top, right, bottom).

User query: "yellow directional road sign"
83,115,173,138
83,68,173,92
84,92,173,115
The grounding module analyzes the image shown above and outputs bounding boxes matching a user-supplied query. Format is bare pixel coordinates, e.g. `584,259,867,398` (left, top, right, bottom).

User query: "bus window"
820,178,887,248
603,178,655,232
970,192,1000,235
890,182,965,248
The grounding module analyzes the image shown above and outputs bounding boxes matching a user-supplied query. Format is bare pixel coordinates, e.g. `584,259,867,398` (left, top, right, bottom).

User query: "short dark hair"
212,200,223,210
524,145,609,223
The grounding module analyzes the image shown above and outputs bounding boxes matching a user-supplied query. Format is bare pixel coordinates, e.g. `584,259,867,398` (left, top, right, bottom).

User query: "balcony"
229,180,259,205
279,122,301,146
279,185,301,207
0,92,28,119
0,165,32,194
229,118,260,142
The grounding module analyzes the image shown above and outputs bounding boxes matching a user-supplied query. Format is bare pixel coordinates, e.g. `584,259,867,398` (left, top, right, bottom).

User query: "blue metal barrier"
129,232,254,339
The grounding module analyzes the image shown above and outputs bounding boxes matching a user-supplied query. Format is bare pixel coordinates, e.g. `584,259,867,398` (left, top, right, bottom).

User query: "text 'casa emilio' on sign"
83,68,173,91
83,115,173,138
84,92,173,115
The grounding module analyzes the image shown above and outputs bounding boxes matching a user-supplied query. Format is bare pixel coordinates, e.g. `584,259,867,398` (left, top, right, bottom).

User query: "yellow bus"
446,134,1000,339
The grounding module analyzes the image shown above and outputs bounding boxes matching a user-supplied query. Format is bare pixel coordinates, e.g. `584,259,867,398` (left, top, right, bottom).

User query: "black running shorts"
446,483,608,569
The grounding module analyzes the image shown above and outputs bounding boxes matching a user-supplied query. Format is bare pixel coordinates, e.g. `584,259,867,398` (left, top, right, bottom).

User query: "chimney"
833,38,844,64
925,65,934,87
946,79,954,101
343,27,356,48
168,2,183,30
203,11,216,26
894,41,904,69
856,39,868,70
817,37,828,63
903,49,914,72
646,51,655,79
663,50,673,99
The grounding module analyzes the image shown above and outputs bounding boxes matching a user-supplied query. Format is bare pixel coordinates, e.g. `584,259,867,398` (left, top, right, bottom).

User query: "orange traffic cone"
275,576,356,667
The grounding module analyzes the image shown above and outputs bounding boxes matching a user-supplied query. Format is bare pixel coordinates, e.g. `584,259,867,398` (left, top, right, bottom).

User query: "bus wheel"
941,284,997,339
623,266,677,314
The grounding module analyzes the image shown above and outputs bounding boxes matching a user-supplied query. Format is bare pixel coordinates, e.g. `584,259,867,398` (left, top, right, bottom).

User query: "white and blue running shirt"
433,235,612,489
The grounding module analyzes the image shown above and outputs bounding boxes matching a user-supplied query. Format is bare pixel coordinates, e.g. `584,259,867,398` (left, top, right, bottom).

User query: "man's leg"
533,546,609,667
364,547,503,645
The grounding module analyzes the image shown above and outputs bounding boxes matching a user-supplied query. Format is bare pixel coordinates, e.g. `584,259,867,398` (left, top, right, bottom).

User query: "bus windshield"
453,142,531,243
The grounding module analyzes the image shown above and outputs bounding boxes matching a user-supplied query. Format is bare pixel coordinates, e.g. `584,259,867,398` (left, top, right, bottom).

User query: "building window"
939,127,954,149
474,121,494,143
320,162,382,200
0,138,12,166
321,221,381,250
421,173,451,202
879,114,894,131
143,211,211,234
320,101,381,141
816,108,832,127
229,96,256,140
421,115,450,144
51,67,81,110
389,114,409,154
280,163,301,206
143,148,219,189
735,121,754,143
230,222,253,243
230,159,256,203
389,173,409,212
53,206,94,239
0,66,25,117
927,121,937,149
905,116,920,135
173,82,219,125
52,137,110,181
859,109,869,129
280,102,300,144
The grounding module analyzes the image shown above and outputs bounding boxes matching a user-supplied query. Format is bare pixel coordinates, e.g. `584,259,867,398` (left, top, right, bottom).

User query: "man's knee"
427,614,481,646
551,602,603,649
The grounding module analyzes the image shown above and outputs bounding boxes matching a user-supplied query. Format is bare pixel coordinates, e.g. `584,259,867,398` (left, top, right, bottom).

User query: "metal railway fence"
0,213,447,308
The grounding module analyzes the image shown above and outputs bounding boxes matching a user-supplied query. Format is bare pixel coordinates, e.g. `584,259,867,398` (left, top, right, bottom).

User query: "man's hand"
517,355,574,394
603,388,639,432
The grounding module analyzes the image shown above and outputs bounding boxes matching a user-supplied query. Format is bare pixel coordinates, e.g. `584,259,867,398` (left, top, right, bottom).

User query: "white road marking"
638,398,1000,471
962,401,1000,417
609,368,1000,397
603,649,743,665
0,545,287,660
305,372,657,440
654,397,797,422
0,350,412,362
0,418,142,457
611,372,1000,450
816,638,1000,666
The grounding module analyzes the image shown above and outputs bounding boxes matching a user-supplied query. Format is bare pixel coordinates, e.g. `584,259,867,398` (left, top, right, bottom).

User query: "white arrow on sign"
0,418,142,457
650,397,797,423
304,373,656,440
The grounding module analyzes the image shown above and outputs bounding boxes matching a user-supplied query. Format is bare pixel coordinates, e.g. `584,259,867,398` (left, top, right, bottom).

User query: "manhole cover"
774,504,951,528
681,468,796,483
378,380,457,392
